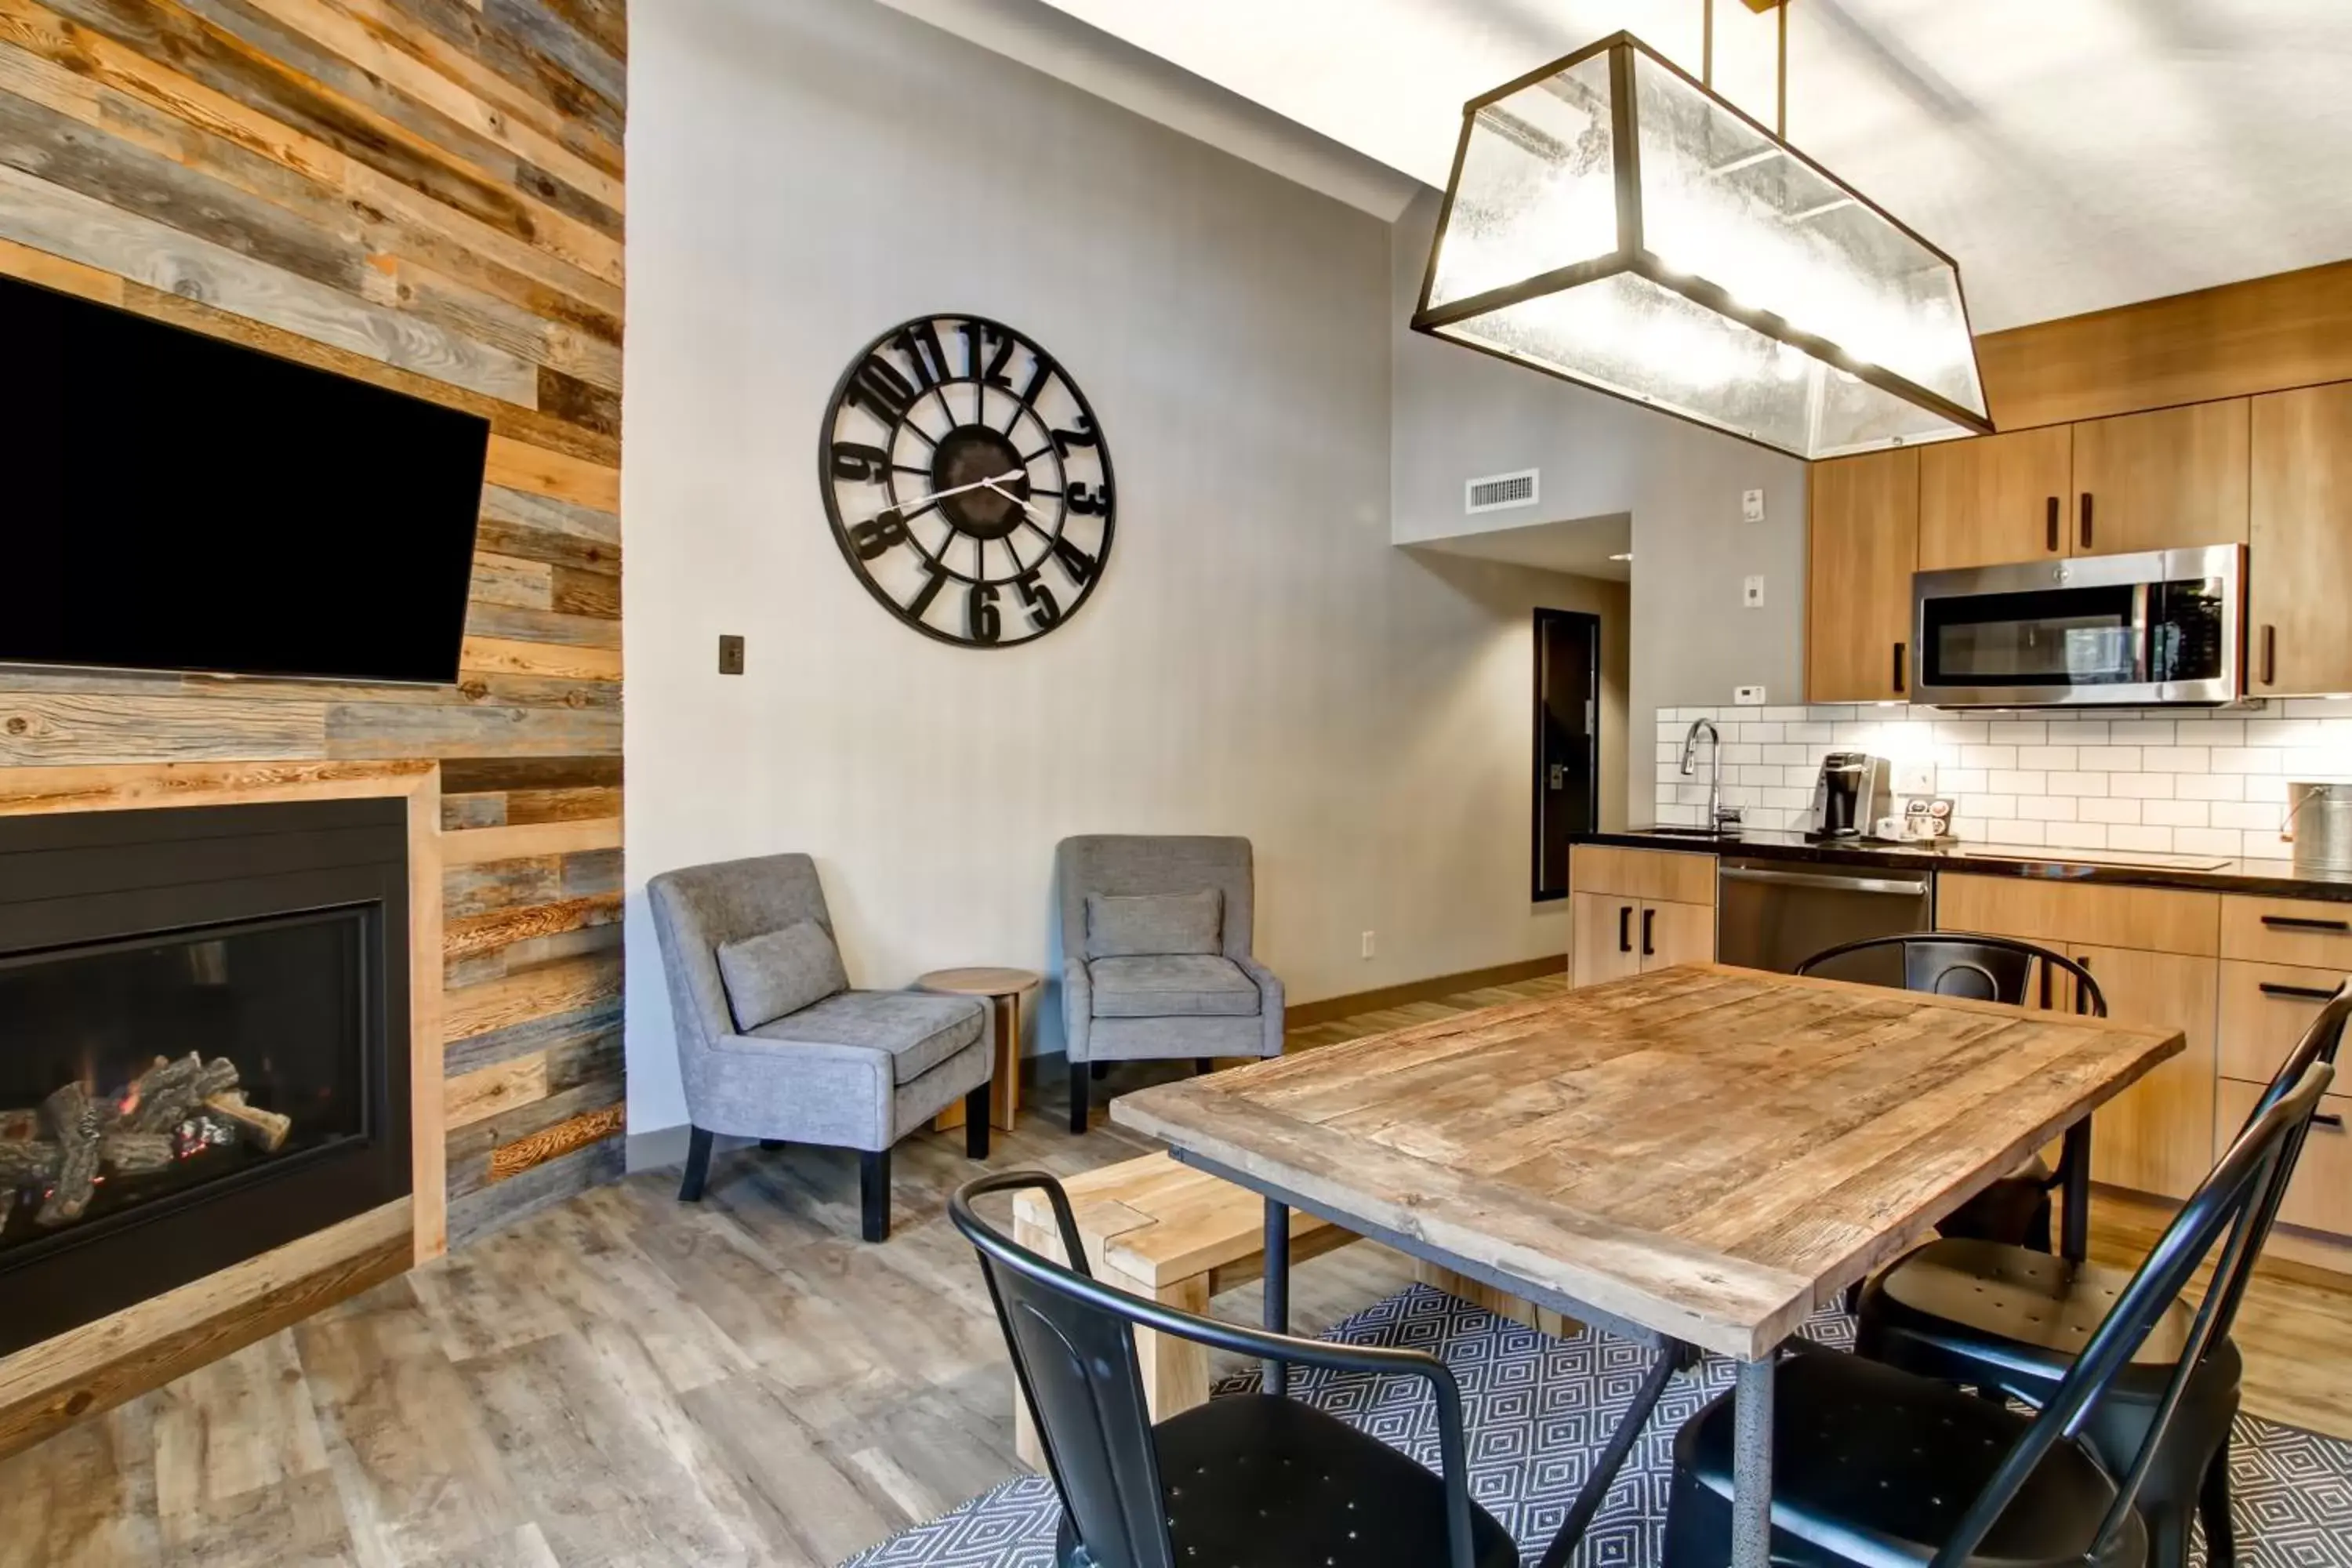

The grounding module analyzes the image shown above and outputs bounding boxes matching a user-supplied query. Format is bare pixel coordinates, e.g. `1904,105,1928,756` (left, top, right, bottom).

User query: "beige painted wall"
622,0,1621,1129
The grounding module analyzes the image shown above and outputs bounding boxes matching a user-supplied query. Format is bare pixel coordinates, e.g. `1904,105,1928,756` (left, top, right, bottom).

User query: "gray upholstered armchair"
1055,835,1284,1133
648,853,992,1240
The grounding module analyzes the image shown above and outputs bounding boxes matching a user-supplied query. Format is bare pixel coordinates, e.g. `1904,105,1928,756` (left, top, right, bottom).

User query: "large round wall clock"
820,314,1116,648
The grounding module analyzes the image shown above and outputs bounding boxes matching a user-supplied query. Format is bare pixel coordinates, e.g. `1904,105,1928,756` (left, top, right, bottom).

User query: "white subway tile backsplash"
2048,772,2110,797
2112,775,2176,799
1650,704,2352,848
2243,835,2296,861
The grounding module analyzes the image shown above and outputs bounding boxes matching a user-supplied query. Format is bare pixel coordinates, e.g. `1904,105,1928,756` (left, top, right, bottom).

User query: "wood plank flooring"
5,971,2349,1566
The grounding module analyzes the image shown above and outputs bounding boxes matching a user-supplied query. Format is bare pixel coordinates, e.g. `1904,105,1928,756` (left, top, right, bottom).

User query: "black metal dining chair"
948,1170,1516,1568
1664,1058,2334,1568
1798,931,2107,1257
1854,978,2352,1568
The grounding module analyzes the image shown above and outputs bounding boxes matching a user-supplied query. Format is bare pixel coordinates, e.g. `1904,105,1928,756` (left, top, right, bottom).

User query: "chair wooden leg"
964,1086,989,1159
2200,1428,2237,1567
860,1147,891,1243
677,1126,713,1203
1069,1058,1090,1134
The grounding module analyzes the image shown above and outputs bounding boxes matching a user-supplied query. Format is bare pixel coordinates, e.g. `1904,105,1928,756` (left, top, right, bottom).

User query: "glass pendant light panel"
1628,52,1984,420
1438,271,1970,456
1425,53,1618,310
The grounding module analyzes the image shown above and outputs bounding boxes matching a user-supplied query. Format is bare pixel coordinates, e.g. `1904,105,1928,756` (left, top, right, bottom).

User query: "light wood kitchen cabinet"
1807,447,1919,703
1639,901,1715,972
2067,943,2217,1200
2217,960,2347,1083
1570,891,1642,989
2251,384,2352,696
2068,400,2250,554
2216,1078,2352,1236
2220,893,2352,969
1567,848,1716,987
1917,425,2071,571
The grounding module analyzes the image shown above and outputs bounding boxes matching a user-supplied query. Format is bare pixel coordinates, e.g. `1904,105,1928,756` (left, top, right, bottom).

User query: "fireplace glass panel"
0,907,371,1255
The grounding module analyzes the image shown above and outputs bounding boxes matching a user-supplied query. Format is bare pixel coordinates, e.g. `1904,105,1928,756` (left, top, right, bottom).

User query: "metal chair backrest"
2205,976,2352,1340
948,1171,1478,1568
1930,1060,2335,1568
1797,931,2107,1016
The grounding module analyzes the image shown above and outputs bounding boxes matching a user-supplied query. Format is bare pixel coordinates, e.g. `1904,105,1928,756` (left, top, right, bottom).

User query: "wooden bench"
1008,1151,1359,1465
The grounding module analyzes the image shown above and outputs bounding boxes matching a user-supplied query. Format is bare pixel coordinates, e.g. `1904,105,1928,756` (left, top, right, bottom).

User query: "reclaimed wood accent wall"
0,0,626,1247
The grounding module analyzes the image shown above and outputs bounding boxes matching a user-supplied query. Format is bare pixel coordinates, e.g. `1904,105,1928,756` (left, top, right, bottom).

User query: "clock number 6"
967,583,1002,644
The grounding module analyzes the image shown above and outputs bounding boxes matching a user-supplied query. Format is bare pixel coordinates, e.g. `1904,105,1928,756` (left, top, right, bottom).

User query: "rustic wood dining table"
1112,963,2183,1568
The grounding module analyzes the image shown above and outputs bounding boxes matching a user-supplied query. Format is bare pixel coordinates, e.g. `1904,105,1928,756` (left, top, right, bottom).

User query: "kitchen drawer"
1937,874,2219,957
2216,1078,2352,1236
1569,845,1715,907
2219,960,2350,1083
2220,895,2352,968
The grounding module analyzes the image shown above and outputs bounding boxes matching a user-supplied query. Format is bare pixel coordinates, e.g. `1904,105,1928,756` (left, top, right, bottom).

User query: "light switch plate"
1896,762,1937,794
717,634,746,675
1742,575,1766,608
1742,488,1766,523
1734,685,1766,706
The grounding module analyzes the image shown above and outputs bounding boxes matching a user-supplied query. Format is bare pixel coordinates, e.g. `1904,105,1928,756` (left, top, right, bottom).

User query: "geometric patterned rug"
841,1283,2352,1567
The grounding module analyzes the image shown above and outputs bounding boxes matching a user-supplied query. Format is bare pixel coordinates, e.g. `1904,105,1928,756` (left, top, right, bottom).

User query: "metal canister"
2286,782,2352,873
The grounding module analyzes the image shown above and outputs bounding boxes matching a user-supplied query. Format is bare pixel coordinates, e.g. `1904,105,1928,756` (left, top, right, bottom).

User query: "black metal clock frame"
819,314,1116,649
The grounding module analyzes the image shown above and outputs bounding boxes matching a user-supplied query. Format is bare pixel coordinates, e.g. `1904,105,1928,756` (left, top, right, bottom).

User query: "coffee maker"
1808,753,1893,840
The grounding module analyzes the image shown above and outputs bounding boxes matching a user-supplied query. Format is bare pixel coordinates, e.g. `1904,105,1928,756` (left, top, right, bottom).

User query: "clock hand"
885,470,1022,517
981,479,1051,523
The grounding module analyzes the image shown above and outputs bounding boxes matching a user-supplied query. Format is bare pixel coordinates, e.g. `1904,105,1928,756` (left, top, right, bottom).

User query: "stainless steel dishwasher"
1716,857,1933,981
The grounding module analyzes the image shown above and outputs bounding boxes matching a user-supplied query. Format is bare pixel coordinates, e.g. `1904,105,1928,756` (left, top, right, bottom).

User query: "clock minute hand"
887,469,1022,517
981,479,1051,523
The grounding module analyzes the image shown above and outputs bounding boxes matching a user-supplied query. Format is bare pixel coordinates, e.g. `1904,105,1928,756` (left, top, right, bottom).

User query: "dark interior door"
1534,608,1600,901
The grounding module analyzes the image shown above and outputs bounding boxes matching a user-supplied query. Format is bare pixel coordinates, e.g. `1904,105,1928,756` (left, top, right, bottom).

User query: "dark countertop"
1577,828,2352,903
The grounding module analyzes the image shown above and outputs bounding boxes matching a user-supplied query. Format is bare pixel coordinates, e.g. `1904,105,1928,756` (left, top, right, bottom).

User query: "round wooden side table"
920,967,1039,1134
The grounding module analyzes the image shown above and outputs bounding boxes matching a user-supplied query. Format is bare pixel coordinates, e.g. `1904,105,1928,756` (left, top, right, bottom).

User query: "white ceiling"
1406,513,1635,580
1003,0,2352,332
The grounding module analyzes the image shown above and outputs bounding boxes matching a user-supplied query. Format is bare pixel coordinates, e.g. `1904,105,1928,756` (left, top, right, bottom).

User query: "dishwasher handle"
1719,865,1931,898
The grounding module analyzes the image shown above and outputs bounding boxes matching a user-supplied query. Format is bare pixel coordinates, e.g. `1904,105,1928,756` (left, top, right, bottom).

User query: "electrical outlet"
1896,762,1937,795
1360,931,1377,960
717,634,746,675
1742,488,1766,523
1742,575,1766,608
1734,685,1766,706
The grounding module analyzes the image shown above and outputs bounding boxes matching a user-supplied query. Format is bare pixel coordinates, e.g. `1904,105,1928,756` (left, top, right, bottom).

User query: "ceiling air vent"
1465,468,1539,516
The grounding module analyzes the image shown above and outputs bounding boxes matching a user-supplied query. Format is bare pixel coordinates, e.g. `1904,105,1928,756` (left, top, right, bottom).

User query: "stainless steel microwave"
1911,545,2245,708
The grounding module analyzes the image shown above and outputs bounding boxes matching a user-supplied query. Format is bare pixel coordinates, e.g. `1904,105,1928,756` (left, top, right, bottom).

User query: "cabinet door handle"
2262,914,2351,933
2079,492,2094,550
2045,495,2060,554
1893,641,1907,695
1617,905,1632,953
2315,1112,2345,1132
2262,624,2278,687
2260,981,2343,1001
1641,907,1657,957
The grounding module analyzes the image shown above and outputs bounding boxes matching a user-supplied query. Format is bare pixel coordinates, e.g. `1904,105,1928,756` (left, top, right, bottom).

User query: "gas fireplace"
0,800,411,1356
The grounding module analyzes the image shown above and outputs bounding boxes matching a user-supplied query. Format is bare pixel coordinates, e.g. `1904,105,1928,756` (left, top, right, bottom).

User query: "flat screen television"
0,274,491,685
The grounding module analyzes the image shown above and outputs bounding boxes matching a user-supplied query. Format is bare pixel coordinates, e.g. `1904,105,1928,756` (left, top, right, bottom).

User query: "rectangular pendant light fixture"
1411,31,1993,460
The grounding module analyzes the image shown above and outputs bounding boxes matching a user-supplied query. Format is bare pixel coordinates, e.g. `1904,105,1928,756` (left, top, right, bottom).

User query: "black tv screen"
0,274,490,685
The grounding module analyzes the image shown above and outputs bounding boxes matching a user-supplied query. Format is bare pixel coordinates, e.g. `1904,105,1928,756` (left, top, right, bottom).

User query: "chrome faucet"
1679,718,1743,834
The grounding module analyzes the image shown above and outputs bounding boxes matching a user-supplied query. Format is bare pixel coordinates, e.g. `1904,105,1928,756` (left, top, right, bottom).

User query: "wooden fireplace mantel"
0,760,445,1460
